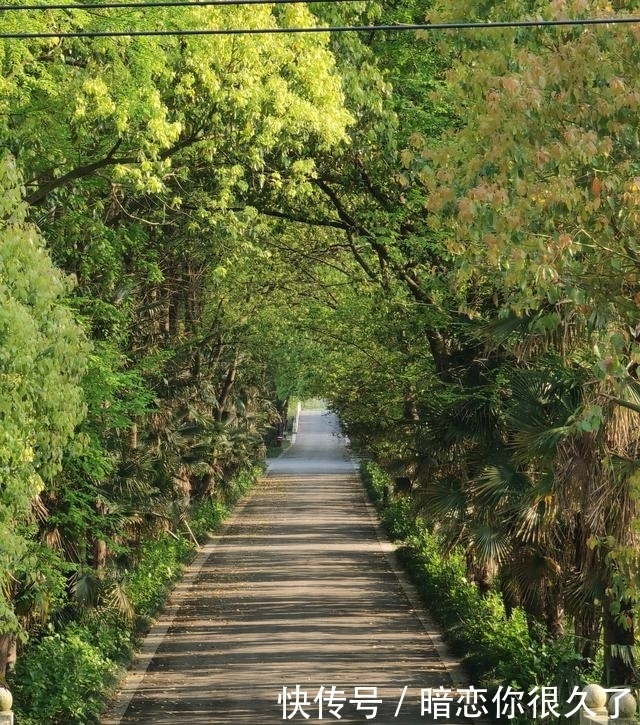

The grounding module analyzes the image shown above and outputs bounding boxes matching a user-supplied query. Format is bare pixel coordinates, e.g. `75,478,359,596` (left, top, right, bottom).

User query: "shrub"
11,625,119,725
125,532,194,619
81,609,135,664
189,497,229,540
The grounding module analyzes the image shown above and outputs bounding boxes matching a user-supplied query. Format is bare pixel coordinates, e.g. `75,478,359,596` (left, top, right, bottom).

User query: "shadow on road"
102,409,459,725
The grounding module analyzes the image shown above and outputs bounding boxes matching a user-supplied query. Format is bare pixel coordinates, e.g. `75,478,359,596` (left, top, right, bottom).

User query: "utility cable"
0,0,356,10
0,16,640,39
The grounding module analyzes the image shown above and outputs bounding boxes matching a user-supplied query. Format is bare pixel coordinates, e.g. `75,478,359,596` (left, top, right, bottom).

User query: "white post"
579,684,639,725
293,401,301,434
608,690,637,725
580,685,609,725
0,687,14,725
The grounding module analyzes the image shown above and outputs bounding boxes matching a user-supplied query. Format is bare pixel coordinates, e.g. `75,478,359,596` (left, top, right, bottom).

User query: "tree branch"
231,206,348,231
26,134,202,206
26,140,133,205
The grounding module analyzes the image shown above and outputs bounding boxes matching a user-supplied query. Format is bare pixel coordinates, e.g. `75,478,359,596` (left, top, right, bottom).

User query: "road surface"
102,408,465,725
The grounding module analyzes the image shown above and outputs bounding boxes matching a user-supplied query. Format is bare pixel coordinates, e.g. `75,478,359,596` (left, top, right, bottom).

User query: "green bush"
189,465,260,540
189,497,229,540
125,532,194,618
11,625,119,725
81,609,135,664
399,538,536,684
11,466,262,724
225,464,262,504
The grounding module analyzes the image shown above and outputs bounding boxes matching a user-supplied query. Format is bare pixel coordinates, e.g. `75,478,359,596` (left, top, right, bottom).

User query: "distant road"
102,408,461,725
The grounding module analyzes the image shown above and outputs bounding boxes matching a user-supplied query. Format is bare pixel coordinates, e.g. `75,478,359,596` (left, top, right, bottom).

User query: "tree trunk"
216,355,238,422
465,552,492,596
544,587,565,639
129,422,138,450
94,537,107,571
93,499,108,571
603,595,635,686
0,633,16,684
575,606,601,666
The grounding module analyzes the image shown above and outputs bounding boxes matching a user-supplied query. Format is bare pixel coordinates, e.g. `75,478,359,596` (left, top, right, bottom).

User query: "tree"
410,0,640,683
0,154,87,679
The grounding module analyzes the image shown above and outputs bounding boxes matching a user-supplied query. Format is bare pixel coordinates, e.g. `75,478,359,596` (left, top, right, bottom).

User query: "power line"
0,0,355,10
1,16,640,39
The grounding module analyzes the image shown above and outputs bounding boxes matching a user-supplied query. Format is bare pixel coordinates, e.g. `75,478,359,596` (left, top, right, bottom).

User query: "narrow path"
102,409,464,724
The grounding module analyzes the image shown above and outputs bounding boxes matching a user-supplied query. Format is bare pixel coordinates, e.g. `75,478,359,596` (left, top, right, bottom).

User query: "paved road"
102,409,463,725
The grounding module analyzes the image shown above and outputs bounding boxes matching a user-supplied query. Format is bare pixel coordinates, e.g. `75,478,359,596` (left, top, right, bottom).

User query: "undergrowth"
9,465,262,725
360,460,594,722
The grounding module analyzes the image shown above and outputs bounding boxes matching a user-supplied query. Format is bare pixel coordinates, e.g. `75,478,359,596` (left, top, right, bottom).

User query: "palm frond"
468,523,512,567
72,568,100,609
503,549,561,606
514,484,558,545
606,644,638,668
504,368,582,462
105,580,134,621
564,567,604,617
471,463,530,509
416,477,467,522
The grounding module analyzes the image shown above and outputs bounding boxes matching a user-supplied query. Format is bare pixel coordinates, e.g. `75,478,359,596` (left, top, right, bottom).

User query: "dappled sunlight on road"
102,410,458,725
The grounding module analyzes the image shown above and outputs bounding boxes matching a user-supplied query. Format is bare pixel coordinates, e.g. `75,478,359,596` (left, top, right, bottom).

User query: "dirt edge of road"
357,486,469,690
100,487,259,725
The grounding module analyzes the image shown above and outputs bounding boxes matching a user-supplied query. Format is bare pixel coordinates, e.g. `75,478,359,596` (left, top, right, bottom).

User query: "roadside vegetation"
10,466,260,725
362,461,594,717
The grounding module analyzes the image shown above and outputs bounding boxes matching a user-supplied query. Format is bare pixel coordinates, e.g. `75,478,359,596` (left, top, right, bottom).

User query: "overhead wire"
2,17,640,39
0,0,357,9
0,6,639,38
